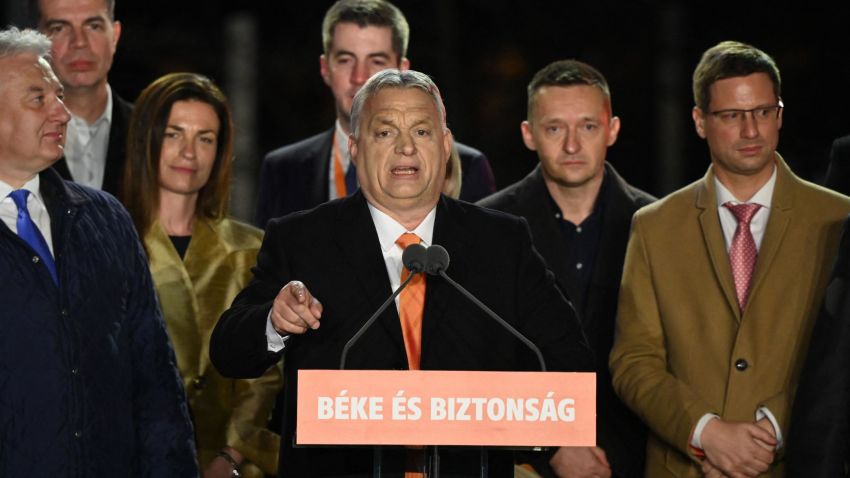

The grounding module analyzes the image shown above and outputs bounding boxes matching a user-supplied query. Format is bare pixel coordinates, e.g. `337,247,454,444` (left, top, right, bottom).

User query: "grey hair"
350,69,447,138
0,26,51,60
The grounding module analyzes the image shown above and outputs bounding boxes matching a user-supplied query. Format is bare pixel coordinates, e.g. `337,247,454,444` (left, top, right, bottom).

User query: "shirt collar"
368,202,437,253
68,83,114,128
714,163,777,209
0,175,43,204
545,167,609,224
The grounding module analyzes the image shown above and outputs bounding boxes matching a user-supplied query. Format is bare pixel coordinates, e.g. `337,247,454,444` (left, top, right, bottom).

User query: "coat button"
193,376,206,389
71,367,79,375
74,430,82,438
735,358,748,371
32,256,40,263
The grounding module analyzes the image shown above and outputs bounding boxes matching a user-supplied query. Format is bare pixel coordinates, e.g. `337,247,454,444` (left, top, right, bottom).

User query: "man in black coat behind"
479,60,654,478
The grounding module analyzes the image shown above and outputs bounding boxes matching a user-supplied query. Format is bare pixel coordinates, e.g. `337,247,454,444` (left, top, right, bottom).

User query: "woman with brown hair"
123,72,281,478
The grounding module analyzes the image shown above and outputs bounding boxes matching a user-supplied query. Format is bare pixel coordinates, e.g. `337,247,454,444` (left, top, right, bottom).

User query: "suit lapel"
310,129,335,207
422,197,472,366
331,192,407,359
510,167,572,299
696,168,742,321
584,165,638,325
51,157,73,182
102,95,132,196
748,158,794,305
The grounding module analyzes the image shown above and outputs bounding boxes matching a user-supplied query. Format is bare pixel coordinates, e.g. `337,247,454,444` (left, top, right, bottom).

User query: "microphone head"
402,243,427,273
425,245,450,275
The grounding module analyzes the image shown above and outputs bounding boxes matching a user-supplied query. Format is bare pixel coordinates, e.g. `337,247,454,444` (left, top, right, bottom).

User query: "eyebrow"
333,49,392,61
43,15,108,28
372,115,434,128
26,85,48,96
713,103,779,111
165,124,218,135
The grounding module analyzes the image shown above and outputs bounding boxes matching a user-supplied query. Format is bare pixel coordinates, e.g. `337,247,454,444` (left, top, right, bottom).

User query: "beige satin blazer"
147,217,282,477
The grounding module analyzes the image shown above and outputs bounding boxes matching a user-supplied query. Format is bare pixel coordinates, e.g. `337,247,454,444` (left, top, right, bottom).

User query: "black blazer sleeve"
824,135,850,196
456,142,496,202
788,215,850,477
253,130,334,228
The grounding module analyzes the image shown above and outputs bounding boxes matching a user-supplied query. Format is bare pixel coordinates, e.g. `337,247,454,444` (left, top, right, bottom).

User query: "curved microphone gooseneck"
339,243,427,370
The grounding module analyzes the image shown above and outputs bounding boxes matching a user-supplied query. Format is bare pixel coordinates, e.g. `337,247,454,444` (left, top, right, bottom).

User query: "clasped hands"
700,418,777,478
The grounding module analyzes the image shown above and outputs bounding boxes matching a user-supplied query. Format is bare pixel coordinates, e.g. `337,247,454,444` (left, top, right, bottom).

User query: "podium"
297,370,595,477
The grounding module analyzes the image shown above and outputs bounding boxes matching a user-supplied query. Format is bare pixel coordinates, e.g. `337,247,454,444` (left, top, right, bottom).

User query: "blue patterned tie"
345,162,358,196
9,189,58,285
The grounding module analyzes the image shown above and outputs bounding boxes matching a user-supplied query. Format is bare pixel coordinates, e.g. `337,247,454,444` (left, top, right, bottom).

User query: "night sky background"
4,1,850,220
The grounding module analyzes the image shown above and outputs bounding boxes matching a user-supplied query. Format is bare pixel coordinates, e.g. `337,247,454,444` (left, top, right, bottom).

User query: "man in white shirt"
609,40,850,477
33,0,132,196
211,69,592,478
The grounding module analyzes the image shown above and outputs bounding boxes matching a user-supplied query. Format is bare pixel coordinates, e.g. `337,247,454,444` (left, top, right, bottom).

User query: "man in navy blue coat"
0,27,197,477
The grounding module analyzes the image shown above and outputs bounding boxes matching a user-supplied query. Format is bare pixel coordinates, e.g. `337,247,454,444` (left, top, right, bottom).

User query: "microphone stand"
337,244,426,478
339,270,419,370
426,245,546,477
436,269,547,372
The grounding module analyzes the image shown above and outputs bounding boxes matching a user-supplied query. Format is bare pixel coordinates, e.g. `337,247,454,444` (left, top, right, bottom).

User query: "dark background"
5,1,850,219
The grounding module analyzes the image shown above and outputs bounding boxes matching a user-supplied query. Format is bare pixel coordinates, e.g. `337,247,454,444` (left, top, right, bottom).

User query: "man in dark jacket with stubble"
480,59,654,478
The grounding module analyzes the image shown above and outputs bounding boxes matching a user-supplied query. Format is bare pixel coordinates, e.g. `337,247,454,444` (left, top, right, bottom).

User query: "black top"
547,173,608,314
168,235,192,260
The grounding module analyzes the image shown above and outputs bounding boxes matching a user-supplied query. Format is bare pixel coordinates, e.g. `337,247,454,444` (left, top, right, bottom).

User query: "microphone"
339,243,427,369
424,245,547,372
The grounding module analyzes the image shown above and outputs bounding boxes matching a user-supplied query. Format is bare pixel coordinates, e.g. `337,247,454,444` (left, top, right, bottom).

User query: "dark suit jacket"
253,128,496,227
478,162,655,478
51,92,133,197
211,192,592,477
825,134,850,196
787,215,850,477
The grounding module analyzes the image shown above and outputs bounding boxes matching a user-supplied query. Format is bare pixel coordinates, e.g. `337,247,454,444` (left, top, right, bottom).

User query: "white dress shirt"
715,166,776,251
0,176,54,257
266,203,437,352
63,85,113,190
691,164,783,450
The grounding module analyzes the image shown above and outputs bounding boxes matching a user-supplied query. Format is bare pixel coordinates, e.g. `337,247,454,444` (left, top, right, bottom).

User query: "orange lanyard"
333,134,348,198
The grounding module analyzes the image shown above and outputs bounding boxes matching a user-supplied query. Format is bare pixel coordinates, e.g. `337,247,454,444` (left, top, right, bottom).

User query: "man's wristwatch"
216,450,242,477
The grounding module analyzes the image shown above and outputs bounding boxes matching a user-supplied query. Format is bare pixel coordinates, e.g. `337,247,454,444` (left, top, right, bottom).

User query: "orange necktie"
396,233,425,371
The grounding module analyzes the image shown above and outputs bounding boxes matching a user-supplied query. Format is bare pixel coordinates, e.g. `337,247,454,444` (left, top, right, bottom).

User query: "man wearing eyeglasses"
609,40,850,477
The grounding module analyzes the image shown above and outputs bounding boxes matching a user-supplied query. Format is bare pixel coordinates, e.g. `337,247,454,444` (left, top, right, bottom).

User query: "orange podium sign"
296,370,595,447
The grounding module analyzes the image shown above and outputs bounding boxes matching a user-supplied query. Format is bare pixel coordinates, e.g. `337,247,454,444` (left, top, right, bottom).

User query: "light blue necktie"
9,189,58,285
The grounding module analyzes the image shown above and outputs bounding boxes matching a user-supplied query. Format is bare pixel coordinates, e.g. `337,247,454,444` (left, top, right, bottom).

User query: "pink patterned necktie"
724,202,762,310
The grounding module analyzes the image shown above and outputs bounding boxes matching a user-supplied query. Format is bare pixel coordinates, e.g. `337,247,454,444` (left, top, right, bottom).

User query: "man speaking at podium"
211,69,592,477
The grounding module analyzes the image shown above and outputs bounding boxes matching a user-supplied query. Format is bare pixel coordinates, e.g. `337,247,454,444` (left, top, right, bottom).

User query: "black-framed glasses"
709,100,784,126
